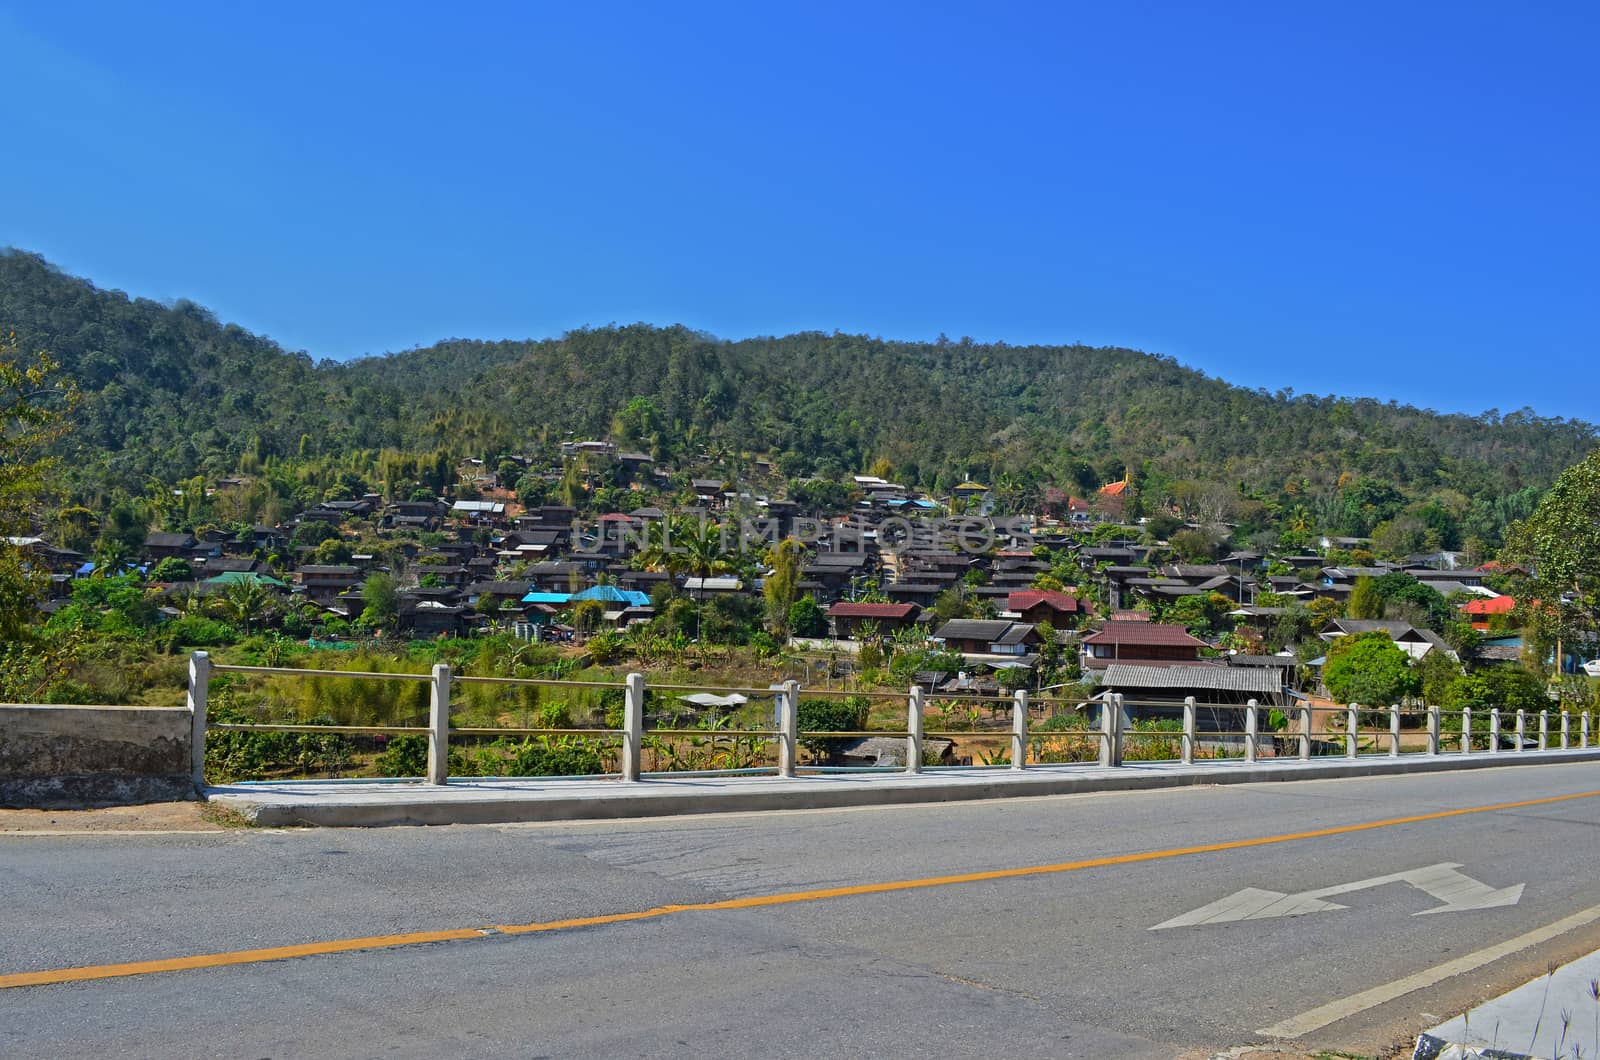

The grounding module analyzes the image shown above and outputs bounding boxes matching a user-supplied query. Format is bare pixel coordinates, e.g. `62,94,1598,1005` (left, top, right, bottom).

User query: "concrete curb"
206,748,1600,828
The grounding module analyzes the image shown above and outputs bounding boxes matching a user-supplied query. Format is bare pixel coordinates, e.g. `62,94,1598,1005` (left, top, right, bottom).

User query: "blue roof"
522,591,572,605
572,584,650,607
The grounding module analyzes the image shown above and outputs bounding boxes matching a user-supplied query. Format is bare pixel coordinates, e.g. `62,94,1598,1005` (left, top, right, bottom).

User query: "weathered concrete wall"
0,705,194,808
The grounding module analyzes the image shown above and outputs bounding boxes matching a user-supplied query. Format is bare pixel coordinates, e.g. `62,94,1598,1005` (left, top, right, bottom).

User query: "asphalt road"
5,764,1600,1059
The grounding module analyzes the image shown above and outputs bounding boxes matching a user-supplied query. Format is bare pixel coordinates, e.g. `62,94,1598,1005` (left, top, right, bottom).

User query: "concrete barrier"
0,704,194,808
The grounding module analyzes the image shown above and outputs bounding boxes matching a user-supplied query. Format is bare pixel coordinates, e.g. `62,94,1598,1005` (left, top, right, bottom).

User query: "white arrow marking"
1151,863,1523,930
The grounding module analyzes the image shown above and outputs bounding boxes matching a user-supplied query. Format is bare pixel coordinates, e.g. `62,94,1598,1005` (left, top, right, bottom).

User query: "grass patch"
197,800,260,829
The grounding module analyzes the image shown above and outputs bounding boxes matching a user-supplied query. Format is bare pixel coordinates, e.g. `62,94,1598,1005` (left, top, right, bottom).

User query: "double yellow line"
5,788,1598,991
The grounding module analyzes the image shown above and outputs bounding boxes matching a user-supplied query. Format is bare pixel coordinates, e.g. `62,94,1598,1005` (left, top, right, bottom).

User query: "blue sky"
2,1,1595,420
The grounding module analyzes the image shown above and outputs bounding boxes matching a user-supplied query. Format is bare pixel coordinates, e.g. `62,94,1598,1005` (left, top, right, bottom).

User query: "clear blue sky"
2,1,1595,420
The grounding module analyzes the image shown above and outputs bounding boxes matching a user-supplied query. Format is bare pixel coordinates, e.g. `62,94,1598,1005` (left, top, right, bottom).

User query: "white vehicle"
1582,659,1600,678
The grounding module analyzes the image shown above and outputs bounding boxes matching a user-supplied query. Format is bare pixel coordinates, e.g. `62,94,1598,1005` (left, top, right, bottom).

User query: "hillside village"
9,432,1564,736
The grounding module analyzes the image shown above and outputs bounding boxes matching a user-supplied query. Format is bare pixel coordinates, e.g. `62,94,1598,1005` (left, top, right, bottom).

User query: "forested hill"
4,248,1596,523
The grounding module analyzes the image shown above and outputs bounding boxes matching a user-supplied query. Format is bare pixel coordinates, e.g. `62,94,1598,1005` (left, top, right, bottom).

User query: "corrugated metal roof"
1102,664,1282,694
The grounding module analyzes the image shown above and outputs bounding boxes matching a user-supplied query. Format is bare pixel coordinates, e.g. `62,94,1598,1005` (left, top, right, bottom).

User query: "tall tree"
763,538,806,637
1503,449,1600,671
1347,576,1384,620
0,334,77,640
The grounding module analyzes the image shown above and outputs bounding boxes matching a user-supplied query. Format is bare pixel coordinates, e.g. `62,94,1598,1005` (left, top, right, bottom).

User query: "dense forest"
3,248,1595,549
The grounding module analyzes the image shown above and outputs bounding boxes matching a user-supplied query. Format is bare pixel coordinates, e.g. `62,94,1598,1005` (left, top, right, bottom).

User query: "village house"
1004,590,1082,626
825,601,922,639
932,619,1042,659
295,564,362,605
1080,622,1210,671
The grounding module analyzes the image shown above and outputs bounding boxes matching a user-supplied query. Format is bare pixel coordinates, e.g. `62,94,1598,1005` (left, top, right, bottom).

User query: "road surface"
5,763,1600,1058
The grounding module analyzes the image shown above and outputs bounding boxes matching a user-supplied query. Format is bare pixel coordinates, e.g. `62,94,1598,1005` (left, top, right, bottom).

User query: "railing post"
1461,707,1472,754
1345,703,1358,759
1389,703,1401,757
621,672,645,781
1181,696,1196,766
1561,710,1571,749
1427,706,1441,756
1583,712,1591,749
1489,708,1500,754
1299,702,1312,761
1115,694,1127,765
1011,689,1028,770
187,651,211,790
906,686,924,775
427,663,451,786
1244,699,1258,763
778,679,799,778
1539,709,1549,750
1099,696,1120,768
1516,708,1527,751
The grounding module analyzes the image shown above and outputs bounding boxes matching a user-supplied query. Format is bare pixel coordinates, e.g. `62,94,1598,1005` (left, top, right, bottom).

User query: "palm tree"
638,517,688,579
681,518,731,641
213,576,272,634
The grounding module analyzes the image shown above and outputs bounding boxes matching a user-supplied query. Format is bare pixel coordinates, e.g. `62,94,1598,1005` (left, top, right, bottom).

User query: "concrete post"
1427,706,1441,756
1539,710,1549,751
1489,708,1500,754
778,680,799,778
1299,703,1312,762
1181,696,1196,766
1584,712,1591,749
906,686,924,774
1461,708,1472,754
1389,704,1401,757
1344,703,1358,759
427,663,451,786
1098,697,1118,768
1244,699,1258,763
1516,709,1527,751
621,672,645,781
1011,689,1028,770
1114,694,1126,766
1561,711,1571,750
187,651,211,789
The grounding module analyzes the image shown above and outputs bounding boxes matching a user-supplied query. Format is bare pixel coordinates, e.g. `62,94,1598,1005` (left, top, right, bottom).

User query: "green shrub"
374,734,429,777
502,735,607,776
797,696,870,760
160,614,240,649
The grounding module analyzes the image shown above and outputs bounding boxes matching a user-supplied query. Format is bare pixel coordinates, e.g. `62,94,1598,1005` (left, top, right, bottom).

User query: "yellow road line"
6,787,1599,991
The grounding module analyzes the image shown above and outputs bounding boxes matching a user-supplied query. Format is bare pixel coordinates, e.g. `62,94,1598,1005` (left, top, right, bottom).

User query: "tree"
763,538,805,637
1169,528,1220,563
787,595,826,638
1322,632,1419,705
1441,666,1547,714
1347,576,1384,620
359,572,399,630
56,505,99,552
0,334,77,641
213,576,273,634
1503,450,1600,671
150,557,194,582
1167,592,1233,637
314,537,355,564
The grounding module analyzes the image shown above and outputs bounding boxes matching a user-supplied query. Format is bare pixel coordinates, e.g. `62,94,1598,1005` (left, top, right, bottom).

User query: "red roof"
1082,622,1207,647
826,602,919,620
1099,480,1129,496
1008,590,1081,613
1462,596,1515,615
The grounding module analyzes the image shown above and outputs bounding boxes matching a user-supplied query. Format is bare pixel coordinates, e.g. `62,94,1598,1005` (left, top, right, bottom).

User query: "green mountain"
3,248,1594,544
